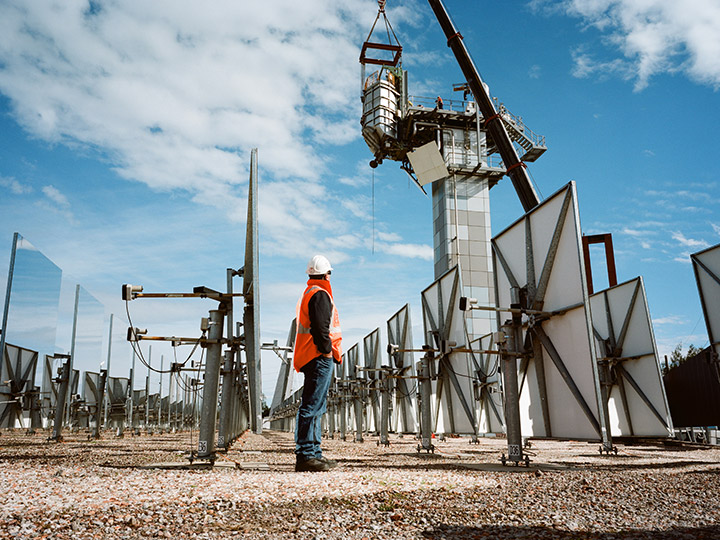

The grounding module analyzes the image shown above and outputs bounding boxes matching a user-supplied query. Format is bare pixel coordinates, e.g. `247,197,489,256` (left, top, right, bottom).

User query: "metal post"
218,268,237,450
145,346,151,432
197,309,225,460
181,374,186,429
50,357,71,442
596,341,617,453
104,314,114,427
418,350,434,452
499,320,525,465
91,369,107,439
158,354,163,430
353,382,364,443
244,148,262,433
65,284,80,425
217,350,235,449
379,368,391,446
339,383,347,441
127,350,136,431
169,368,175,431
327,388,336,439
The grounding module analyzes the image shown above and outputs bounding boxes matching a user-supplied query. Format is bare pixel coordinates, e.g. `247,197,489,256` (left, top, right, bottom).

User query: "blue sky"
1,0,719,402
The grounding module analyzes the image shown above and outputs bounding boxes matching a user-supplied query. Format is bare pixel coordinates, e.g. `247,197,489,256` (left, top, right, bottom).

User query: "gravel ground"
1,429,719,539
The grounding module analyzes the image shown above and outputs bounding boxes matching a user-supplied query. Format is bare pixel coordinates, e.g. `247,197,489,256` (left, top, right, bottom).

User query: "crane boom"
427,0,540,212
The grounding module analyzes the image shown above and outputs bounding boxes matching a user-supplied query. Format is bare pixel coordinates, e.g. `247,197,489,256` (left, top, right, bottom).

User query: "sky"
1,0,719,405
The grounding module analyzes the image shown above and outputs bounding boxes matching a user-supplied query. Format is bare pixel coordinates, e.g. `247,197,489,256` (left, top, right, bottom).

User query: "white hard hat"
307,254,333,275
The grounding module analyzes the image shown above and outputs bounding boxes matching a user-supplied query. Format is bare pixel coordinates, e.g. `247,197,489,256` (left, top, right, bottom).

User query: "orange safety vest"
293,279,342,372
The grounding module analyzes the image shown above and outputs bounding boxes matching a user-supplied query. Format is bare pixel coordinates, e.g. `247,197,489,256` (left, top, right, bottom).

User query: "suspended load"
359,0,405,168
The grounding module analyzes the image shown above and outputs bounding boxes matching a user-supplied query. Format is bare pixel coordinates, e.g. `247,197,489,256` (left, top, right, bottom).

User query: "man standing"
293,255,342,472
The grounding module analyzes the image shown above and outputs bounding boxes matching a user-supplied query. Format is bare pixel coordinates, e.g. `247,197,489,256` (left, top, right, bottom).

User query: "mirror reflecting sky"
1,234,62,362
55,281,105,392
3,233,182,398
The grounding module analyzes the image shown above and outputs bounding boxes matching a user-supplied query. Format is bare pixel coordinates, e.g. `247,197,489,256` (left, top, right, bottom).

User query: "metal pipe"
500,321,524,464
103,314,114,427
127,351,136,430
91,369,107,439
50,358,71,442
65,284,80,426
218,268,237,450
158,354,163,429
418,350,434,452
145,346,151,430
197,309,225,460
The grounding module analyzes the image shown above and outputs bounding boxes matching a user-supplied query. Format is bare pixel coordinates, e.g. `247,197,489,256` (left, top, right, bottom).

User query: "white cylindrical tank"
361,73,400,154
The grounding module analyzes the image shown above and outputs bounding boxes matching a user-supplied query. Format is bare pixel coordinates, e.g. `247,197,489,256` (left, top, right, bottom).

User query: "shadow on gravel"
339,460,470,472
422,523,720,539
578,459,720,472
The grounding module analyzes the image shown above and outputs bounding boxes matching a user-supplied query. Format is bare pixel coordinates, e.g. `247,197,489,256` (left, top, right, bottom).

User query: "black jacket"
307,289,333,356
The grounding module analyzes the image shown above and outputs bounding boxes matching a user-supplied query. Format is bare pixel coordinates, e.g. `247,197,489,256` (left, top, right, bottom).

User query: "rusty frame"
582,233,618,295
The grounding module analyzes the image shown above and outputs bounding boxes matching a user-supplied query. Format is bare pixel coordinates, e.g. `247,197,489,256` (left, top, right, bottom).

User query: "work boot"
317,456,337,468
295,458,331,472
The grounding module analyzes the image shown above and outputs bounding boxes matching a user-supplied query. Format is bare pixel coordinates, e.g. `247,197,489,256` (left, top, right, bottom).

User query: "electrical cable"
527,164,544,201
682,314,705,349
125,299,206,374
372,168,375,255
394,380,418,398
461,313,500,380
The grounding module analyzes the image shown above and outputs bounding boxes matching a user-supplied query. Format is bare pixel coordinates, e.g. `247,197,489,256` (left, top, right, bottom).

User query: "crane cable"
372,168,375,254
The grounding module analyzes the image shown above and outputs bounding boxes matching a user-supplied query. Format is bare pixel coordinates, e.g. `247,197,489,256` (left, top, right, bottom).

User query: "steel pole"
103,314,114,426
197,309,225,460
379,369,391,446
500,321,524,465
418,351,434,452
51,358,71,442
65,284,80,425
217,269,237,449
158,354,163,429
91,369,107,439
127,351,136,431
353,383,364,443
244,148,262,433
145,346,151,431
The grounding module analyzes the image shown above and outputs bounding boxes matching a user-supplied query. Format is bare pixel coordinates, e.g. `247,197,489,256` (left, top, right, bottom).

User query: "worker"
293,255,343,472
435,96,443,109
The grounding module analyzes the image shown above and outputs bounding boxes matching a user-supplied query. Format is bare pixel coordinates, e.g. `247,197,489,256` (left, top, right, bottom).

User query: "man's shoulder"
308,288,331,303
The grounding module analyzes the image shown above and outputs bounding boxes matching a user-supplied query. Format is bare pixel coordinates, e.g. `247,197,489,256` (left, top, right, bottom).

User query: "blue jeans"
295,355,334,461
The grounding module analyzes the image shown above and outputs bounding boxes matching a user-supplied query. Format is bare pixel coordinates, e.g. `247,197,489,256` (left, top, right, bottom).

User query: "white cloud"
621,226,654,237
652,315,687,325
0,175,33,195
671,231,710,249
711,222,720,236
553,0,720,89
0,1,381,208
0,0,440,282
41,185,70,208
377,242,432,260
376,231,402,242
673,251,692,264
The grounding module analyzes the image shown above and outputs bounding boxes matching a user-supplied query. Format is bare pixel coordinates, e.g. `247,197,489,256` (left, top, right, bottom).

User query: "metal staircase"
497,103,547,162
